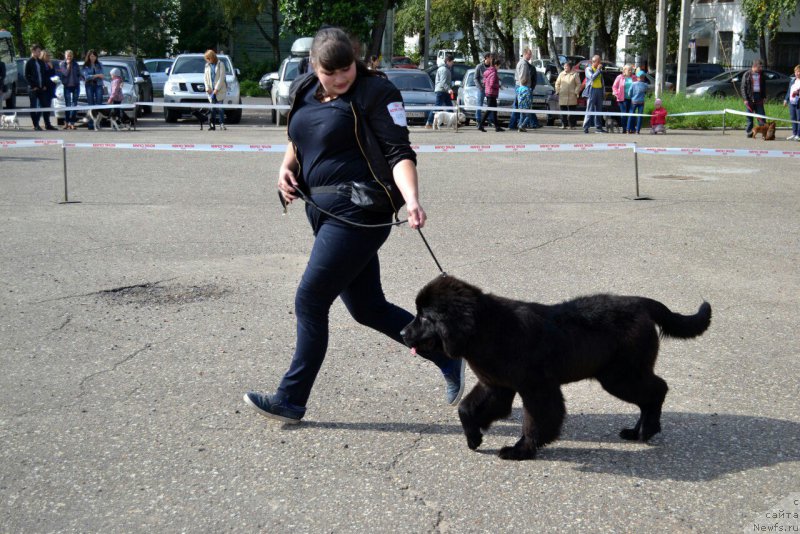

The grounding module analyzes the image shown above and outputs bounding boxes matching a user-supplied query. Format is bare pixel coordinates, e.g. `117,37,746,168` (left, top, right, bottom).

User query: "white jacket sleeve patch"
387,101,408,127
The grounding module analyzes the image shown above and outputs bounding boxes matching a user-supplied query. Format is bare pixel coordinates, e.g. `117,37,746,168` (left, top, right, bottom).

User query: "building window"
718,31,733,66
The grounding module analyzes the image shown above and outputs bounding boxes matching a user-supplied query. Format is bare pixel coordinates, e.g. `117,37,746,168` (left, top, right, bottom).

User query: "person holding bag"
243,27,465,424
204,49,227,130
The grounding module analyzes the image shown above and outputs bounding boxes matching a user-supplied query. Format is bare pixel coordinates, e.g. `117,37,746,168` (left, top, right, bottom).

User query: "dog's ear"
434,313,473,358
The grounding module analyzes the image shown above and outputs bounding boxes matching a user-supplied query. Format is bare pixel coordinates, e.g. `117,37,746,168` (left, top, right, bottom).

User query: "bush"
239,80,269,97
648,93,792,130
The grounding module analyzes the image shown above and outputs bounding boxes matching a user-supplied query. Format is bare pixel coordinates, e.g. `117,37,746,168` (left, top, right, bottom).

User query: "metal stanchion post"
59,144,80,204
722,110,726,135
631,142,651,200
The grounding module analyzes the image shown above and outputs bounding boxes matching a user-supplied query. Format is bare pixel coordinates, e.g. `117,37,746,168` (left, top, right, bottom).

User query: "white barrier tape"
637,146,800,158
63,142,286,152
411,142,634,153
7,138,800,159
3,104,135,114
0,139,62,148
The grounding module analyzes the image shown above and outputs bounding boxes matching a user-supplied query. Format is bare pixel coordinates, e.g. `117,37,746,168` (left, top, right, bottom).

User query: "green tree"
220,0,281,64
177,0,229,54
741,0,800,66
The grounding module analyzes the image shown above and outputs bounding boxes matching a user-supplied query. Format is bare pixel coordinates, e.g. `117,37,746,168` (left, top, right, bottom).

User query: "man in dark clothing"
24,44,56,131
741,59,766,138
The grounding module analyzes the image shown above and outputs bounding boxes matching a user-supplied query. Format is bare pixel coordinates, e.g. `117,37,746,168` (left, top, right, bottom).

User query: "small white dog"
1,112,20,130
432,110,466,130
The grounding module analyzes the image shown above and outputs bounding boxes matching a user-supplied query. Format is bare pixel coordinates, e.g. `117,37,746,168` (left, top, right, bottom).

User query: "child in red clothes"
650,98,668,134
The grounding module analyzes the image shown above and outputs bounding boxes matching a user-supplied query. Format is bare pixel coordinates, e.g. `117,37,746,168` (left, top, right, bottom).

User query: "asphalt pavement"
1,107,799,532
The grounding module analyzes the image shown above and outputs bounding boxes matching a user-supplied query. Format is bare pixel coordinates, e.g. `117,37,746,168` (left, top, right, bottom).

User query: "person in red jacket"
650,98,668,134
477,58,504,132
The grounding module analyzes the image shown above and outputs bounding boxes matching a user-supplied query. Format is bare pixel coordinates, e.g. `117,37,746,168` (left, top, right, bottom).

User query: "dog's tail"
643,298,712,339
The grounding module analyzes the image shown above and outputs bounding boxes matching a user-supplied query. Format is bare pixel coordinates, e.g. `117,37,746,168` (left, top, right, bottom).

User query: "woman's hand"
278,165,299,204
405,200,426,229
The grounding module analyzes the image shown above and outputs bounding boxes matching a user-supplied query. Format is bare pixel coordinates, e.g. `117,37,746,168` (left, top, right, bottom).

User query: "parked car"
15,58,27,96
163,53,242,124
436,49,466,66
51,60,139,125
391,56,417,69
531,59,559,84
101,55,153,114
266,37,312,125
457,68,559,126
0,30,18,108
665,63,725,88
383,68,436,125
558,54,585,67
144,58,173,95
424,62,475,97
685,68,789,101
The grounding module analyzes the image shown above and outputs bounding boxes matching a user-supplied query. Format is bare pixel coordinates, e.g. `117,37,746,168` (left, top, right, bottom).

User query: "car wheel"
463,117,470,126
546,115,555,126
271,109,277,125
277,111,287,126
164,107,179,123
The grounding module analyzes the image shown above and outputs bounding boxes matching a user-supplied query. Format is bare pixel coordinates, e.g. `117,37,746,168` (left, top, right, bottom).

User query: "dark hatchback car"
685,68,790,101
15,58,28,95
383,68,436,125
425,62,475,97
665,63,725,88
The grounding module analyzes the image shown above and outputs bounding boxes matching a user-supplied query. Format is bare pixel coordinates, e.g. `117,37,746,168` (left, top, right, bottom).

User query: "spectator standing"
783,64,800,140
41,50,57,106
0,55,5,111
425,54,453,128
478,58,504,132
474,52,492,125
242,27,464,424
612,64,636,134
650,98,668,134
82,50,104,130
24,44,56,131
582,55,607,133
627,70,648,134
509,48,538,131
58,50,82,130
555,61,581,129
204,49,227,131
741,59,767,138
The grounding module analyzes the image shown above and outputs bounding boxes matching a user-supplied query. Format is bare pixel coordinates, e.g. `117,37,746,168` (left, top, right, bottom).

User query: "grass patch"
239,80,269,98
649,93,791,130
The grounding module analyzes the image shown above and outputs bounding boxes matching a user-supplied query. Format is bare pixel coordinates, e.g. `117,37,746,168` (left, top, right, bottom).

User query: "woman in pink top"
612,64,636,133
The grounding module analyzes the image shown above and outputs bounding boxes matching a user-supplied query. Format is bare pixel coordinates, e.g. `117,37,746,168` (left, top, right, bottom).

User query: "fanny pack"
309,181,404,213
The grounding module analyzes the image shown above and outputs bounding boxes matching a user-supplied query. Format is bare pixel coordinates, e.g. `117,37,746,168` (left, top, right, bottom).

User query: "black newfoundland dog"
401,275,712,461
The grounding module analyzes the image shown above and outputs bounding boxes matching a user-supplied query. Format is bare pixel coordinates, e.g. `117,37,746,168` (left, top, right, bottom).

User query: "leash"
279,189,446,274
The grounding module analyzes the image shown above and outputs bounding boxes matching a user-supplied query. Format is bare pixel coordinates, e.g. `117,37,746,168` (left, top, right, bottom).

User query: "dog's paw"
465,431,483,450
498,445,536,461
619,428,640,441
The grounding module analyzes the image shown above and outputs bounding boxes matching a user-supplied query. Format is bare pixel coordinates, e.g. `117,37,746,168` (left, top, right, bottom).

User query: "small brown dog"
752,121,776,140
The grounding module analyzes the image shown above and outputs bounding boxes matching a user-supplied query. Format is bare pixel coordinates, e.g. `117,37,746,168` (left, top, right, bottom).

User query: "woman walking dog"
243,27,464,424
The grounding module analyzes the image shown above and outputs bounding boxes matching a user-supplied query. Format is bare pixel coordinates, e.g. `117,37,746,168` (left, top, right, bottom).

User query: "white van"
267,37,312,125
436,49,465,66
0,30,18,109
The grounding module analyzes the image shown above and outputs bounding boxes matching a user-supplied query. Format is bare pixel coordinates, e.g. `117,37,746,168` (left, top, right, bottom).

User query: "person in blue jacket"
82,50,104,130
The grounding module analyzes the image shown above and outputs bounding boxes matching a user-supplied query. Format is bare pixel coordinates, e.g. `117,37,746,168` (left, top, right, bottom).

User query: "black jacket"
25,57,46,92
741,69,764,103
287,70,414,216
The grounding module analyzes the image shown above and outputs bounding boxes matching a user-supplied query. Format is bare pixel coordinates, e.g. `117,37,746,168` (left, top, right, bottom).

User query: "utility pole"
655,0,668,97
423,0,431,69
676,0,691,93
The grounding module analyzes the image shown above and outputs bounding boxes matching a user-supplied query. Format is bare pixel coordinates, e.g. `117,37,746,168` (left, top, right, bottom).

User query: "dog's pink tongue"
410,347,418,356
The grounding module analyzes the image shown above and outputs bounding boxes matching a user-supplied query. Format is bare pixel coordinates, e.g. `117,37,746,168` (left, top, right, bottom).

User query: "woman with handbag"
203,49,227,130
243,27,465,424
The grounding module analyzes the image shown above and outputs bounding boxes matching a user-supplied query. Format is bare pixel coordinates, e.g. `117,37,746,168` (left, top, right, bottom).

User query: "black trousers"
28,89,52,127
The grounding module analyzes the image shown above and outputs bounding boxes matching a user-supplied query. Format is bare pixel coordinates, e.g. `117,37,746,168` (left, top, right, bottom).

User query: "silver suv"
265,37,312,125
163,53,242,124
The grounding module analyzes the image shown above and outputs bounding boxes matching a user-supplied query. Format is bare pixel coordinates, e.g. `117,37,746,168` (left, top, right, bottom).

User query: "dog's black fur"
401,275,712,460
191,109,210,130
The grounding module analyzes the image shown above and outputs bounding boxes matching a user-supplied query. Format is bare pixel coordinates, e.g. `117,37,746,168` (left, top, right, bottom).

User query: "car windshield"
101,65,131,83
499,72,515,87
709,71,737,81
172,56,233,75
282,60,303,82
386,72,433,91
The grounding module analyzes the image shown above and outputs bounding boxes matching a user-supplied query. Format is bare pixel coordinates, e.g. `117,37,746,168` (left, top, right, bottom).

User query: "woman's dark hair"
310,27,379,78
84,49,98,65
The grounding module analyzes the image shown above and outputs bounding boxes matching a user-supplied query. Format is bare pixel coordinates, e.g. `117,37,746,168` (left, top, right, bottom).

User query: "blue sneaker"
440,359,465,405
243,392,305,424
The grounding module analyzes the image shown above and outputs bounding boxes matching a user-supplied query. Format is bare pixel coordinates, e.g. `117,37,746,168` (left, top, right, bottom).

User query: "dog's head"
766,121,776,140
401,275,482,358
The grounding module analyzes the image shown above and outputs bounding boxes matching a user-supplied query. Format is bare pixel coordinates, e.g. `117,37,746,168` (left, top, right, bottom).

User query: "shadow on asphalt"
294,411,799,481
